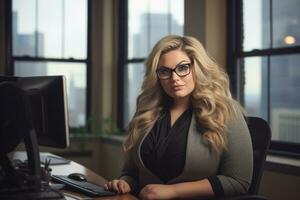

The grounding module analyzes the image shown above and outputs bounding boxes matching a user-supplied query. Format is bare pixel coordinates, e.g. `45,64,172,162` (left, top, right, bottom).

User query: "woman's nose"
171,71,180,81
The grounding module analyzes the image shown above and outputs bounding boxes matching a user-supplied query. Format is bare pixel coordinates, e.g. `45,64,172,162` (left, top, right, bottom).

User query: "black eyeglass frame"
156,63,192,80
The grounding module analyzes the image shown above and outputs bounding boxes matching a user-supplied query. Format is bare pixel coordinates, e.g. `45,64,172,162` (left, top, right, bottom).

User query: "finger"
104,183,109,190
122,183,130,193
112,180,120,193
122,181,131,193
106,181,112,190
117,181,124,193
108,181,115,191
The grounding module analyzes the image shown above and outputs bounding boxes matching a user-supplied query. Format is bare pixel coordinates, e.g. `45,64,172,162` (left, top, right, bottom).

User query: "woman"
105,35,253,199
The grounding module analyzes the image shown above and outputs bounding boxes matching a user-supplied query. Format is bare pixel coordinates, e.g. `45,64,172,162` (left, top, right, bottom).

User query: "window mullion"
127,58,146,63
62,0,65,58
239,46,300,57
167,0,171,34
35,0,38,57
13,56,87,63
270,0,273,49
147,0,150,53
267,56,270,123
268,0,272,124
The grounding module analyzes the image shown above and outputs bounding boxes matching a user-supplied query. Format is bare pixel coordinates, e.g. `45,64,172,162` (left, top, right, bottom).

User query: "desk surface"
12,151,138,200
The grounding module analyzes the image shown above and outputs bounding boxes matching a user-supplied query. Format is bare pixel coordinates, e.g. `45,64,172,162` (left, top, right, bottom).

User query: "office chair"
214,116,271,200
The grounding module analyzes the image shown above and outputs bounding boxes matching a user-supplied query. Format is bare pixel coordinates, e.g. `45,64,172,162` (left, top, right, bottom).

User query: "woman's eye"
158,69,170,75
177,64,189,71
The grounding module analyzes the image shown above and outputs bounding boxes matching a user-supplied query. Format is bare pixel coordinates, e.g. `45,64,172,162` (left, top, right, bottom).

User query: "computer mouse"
67,173,87,182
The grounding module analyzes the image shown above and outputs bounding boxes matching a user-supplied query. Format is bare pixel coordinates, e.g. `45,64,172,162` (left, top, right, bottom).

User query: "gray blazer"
120,106,253,196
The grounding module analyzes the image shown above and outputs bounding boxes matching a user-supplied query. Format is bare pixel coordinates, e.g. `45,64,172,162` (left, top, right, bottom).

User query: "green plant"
70,116,120,151
102,116,120,135
71,115,120,136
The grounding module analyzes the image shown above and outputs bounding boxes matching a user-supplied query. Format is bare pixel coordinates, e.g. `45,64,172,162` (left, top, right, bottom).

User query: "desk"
12,151,138,200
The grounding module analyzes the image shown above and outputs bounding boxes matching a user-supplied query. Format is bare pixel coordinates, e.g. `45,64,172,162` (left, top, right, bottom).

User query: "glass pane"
149,0,169,51
123,63,145,127
128,0,148,59
37,0,63,58
270,54,300,143
170,0,184,35
127,0,184,59
12,0,36,56
241,57,268,120
64,0,87,59
273,0,300,48
13,0,87,59
14,61,87,128
242,0,270,51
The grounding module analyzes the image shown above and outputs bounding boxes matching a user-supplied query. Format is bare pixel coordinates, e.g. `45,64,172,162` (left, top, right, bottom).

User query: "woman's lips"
172,85,184,91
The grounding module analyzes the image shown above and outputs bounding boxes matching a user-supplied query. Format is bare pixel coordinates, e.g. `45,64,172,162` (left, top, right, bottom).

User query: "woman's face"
157,49,195,101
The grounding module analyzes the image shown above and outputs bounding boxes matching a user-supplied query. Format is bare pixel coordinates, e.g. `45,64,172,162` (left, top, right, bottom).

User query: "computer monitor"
0,75,70,148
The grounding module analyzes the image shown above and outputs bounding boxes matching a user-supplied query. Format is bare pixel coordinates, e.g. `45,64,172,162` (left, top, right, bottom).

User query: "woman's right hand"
104,179,131,194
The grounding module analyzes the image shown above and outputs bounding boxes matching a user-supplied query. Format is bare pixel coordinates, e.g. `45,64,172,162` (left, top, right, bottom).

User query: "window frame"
227,0,300,157
117,0,128,130
5,0,92,131
118,0,185,130
118,0,151,130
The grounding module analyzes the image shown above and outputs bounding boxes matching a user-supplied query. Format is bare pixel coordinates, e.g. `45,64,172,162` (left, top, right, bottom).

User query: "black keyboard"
51,175,116,197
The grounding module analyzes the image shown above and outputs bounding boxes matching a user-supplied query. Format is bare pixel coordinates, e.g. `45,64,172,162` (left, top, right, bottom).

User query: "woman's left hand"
139,184,176,200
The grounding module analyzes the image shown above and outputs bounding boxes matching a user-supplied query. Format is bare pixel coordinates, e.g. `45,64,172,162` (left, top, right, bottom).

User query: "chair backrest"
246,117,271,194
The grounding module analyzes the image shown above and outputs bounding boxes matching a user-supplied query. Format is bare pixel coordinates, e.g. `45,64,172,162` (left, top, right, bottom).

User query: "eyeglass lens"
156,63,191,79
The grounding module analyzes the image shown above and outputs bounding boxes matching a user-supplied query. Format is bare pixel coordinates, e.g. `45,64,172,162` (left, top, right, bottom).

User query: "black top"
141,107,193,183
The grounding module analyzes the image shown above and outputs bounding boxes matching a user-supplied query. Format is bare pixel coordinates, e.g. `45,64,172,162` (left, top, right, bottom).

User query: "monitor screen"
0,76,69,148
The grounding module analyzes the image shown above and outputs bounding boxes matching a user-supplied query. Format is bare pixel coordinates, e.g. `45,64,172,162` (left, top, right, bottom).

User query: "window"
229,0,300,156
119,0,184,128
10,0,89,128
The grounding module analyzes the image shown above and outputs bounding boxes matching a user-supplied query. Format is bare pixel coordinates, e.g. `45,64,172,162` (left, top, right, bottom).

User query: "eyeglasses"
156,63,191,80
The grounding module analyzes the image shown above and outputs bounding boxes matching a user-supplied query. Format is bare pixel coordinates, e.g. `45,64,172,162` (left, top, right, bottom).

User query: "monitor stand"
0,129,66,200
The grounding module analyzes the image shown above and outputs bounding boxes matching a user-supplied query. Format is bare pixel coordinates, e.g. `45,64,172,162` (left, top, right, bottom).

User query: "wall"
260,170,300,200
185,0,227,68
90,0,119,133
96,139,124,180
204,0,227,68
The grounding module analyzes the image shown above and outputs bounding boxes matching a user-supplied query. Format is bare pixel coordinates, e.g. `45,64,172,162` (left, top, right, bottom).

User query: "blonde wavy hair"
123,35,236,152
